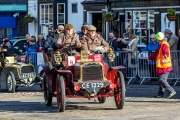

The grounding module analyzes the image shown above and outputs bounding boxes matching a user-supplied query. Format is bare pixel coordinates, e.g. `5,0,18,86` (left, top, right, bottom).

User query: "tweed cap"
81,22,90,29
164,29,173,34
88,25,96,31
65,24,74,29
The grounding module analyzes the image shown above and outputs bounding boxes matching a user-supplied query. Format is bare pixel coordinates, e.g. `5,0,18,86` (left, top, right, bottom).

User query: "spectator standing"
26,38,38,52
140,34,159,81
118,34,138,77
23,33,31,52
147,32,176,98
37,34,46,52
46,28,53,39
164,29,179,78
108,30,119,51
118,33,129,50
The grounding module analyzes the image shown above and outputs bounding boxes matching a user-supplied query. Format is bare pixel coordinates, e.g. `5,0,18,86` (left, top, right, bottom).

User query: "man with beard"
55,23,81,55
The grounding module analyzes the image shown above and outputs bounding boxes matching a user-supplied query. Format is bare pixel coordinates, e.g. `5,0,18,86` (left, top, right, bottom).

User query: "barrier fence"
22,50,180,86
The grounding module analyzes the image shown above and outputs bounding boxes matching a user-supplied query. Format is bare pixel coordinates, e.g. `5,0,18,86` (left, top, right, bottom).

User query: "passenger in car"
55,23,81,56
81,25,109,54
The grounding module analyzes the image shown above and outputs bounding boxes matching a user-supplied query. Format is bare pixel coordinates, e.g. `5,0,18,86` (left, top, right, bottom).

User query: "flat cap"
65,24,74,29
164,29,172,34
88,25,96,31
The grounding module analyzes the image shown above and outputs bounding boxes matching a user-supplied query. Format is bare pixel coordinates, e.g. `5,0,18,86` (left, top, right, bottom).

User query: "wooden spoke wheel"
114,71,125,109
43,74,52,106
56,74,65,112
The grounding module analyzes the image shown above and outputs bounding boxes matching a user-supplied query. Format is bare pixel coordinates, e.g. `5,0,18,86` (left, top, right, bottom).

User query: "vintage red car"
41,43,126,112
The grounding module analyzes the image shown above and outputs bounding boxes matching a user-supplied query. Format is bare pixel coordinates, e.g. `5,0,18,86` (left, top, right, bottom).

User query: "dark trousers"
158,72,175,95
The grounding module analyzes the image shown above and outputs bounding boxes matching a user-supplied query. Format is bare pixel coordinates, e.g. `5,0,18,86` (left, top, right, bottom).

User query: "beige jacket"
81,34,109,53
55,31,80,55
121,39,138,68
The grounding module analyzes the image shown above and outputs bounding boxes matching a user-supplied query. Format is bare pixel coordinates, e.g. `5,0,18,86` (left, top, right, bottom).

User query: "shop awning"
0,5,26,12
0,17,16,28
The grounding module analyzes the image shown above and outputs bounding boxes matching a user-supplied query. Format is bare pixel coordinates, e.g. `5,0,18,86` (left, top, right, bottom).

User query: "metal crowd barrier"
105,51,138,84
22,51,180,86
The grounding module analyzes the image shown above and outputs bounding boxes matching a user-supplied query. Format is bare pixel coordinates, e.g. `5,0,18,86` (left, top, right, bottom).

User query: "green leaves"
105,11,115,18
167,8,177,16
24,14,35,19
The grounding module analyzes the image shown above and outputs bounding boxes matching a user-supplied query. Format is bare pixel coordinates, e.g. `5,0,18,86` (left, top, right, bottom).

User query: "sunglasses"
83,29,88,30
151,38,155,39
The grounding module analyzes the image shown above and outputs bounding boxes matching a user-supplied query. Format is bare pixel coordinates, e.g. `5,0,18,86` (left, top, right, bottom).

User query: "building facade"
28,0,84,38
0,0,27,39
82,0,180,47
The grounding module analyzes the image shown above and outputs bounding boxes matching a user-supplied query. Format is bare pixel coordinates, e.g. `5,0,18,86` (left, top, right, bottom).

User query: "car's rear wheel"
6,72,16,93
43,74,52,106
114,71,125,109
56,74,65,112
98,97,106,103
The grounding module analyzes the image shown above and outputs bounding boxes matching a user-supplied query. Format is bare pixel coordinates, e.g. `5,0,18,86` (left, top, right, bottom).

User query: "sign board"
68,56,75,66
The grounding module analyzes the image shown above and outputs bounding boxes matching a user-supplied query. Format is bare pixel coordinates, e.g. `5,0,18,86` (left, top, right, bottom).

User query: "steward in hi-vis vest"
156,40,172,68
147,32,176,99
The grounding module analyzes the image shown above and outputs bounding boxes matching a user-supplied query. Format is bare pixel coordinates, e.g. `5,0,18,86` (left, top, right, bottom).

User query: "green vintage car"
0,54,38,93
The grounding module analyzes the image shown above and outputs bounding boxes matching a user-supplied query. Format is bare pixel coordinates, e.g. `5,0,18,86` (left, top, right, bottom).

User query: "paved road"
0,83,180,120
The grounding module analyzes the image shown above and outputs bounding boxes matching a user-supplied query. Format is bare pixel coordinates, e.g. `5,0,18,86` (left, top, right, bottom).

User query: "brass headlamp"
54,50,62,64
107,47,116,62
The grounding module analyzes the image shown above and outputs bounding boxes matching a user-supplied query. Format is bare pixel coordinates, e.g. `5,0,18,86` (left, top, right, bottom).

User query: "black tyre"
56,74,65,112
98,97,106,103
40,71,44,90
6,72,16,93
43,74,52,106
114,71,125,109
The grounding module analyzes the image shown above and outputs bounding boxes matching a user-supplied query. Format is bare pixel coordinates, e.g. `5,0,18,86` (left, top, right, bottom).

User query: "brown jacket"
81,34,109,53
55,31,80,55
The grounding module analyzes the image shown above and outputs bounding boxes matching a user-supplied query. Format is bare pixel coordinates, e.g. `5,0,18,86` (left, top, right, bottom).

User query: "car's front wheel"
6,72,16,93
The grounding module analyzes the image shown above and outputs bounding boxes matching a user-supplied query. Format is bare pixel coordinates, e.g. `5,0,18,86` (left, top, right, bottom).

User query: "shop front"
0,0,27,39
109,0,180,47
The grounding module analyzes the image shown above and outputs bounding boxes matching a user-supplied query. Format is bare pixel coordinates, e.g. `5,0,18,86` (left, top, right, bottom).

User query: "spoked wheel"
6,72,16,93
56,74,65,112
98,97,106,103
43,74,52,106
114,71,125,109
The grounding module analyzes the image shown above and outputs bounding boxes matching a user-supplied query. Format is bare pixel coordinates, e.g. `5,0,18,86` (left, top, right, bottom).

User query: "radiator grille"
21,66,34,73
82,63,103,81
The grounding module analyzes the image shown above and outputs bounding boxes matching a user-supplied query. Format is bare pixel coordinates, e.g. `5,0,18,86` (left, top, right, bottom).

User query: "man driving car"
2,39,21,56
55,23,81,55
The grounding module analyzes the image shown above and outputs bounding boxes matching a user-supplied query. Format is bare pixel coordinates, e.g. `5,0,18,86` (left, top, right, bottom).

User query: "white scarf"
128,38,136,47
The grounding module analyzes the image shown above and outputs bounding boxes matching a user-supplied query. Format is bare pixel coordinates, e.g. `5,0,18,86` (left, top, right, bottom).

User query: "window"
72,3,78,13
39,4,53,36
57,3,65,25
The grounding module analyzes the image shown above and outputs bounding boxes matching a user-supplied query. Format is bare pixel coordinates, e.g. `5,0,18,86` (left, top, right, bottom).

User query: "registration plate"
81,82,104,89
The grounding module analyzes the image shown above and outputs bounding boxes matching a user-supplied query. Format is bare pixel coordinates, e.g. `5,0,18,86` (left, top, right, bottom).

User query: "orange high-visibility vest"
156,41,172,68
